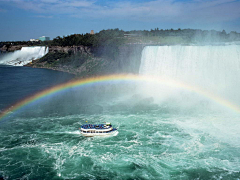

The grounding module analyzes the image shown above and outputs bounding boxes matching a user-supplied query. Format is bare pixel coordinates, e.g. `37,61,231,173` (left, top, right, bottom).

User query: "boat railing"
81,128,117,133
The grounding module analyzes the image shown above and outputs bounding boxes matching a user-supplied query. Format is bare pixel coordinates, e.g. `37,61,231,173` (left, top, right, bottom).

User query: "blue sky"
0,0,240,41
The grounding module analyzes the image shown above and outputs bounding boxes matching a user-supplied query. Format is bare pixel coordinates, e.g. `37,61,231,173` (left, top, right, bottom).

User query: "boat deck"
81,124,112,129
80,123,118,137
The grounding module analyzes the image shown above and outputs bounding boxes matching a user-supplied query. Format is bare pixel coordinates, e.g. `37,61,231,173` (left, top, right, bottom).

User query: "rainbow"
0,74,240,122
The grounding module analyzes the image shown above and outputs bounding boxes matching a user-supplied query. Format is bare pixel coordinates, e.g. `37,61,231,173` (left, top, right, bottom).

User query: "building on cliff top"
30,39,39,42
90,30,94,35
39,36,50,41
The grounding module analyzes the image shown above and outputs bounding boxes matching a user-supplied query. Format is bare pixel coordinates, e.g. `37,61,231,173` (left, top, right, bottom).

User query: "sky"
0,0,240,41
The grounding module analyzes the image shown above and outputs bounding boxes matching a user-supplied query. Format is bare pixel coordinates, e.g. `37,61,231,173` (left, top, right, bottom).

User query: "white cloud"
72,0,240,24
1,0,240,24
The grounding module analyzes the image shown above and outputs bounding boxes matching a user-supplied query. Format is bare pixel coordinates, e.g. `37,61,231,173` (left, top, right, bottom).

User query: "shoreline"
24,64,78,76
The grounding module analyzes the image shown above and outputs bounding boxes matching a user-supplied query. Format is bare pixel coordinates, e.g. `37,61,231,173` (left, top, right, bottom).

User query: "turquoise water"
1,66,240,179
1,112,240,179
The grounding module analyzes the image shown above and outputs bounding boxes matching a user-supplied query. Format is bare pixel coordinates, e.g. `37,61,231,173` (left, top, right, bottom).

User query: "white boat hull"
81,130,118,137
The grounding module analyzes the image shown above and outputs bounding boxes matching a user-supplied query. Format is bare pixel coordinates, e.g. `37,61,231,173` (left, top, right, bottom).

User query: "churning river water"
1,45,240,179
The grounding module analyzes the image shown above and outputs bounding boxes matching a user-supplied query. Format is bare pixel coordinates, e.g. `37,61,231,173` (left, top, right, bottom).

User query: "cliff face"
49,46,91,55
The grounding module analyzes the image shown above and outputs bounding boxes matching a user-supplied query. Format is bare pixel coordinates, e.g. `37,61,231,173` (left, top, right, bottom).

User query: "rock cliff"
49,45,91,55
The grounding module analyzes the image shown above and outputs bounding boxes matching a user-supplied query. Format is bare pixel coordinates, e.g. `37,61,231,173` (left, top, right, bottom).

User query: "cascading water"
139,45,240,106
0,46,48,66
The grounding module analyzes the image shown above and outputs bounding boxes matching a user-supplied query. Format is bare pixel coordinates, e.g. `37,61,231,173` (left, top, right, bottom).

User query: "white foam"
139,45,240,104
0,46,48,66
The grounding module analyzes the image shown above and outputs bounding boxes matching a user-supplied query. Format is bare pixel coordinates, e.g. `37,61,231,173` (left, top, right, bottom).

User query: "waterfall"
139,45,240,105
0,46,49,66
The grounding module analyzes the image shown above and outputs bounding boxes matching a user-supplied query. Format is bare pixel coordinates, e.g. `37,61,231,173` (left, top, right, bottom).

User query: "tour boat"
80,122,118,137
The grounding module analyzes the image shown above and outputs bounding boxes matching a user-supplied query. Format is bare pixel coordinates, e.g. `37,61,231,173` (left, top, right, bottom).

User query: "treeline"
51,29,125,47
40,28,240,46
2,28,240,48
49,28,239,46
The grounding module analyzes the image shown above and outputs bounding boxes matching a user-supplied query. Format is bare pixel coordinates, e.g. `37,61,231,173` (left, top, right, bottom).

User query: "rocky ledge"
0,45,28,52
